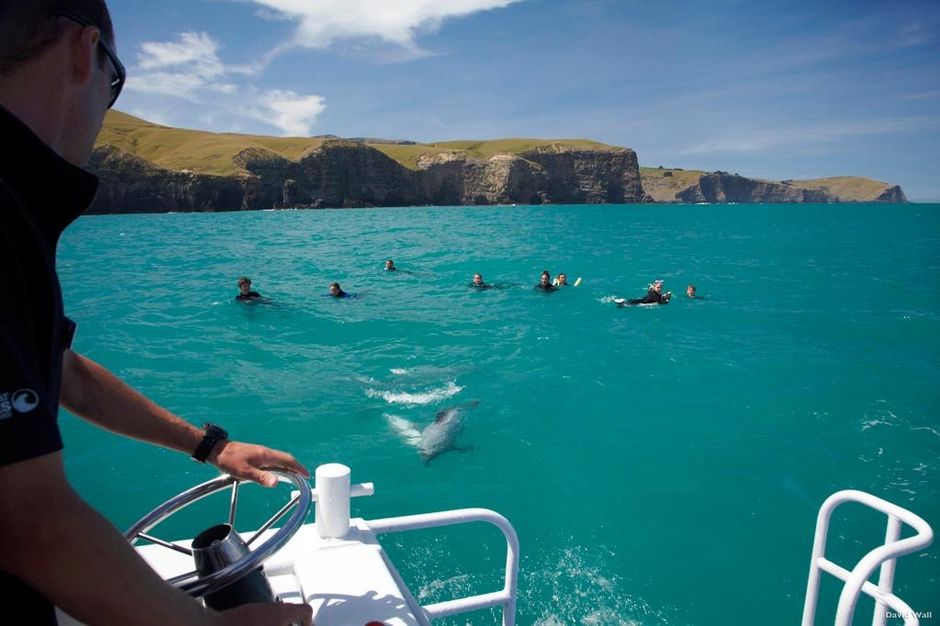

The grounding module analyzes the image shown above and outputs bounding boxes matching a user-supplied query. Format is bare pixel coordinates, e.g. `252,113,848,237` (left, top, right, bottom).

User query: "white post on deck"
315,463,351,539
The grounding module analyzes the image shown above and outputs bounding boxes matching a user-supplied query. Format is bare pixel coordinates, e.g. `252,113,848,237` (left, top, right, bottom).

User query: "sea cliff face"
676,173,832,203
642,169,908,204
86,112,908,212
87,142,649,212
90,146,250,213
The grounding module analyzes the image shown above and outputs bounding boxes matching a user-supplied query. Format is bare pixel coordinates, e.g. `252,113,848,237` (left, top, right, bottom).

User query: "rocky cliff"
520,145,648,204
642,168,908,204
676,172,832,203
87,141,649,213
90,146,250,213
86,112,908,212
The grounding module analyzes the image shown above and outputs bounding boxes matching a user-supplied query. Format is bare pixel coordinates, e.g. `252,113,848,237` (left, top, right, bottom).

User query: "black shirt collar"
0,105,99,238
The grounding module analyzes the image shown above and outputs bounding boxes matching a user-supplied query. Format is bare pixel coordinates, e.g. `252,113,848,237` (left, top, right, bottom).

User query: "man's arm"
59,350,309,486
0,452,311,626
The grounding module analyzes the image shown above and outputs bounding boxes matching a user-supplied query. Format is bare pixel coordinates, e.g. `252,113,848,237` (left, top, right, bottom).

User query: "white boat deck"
136,520,427,626
57,464,519,626
54,465,933,626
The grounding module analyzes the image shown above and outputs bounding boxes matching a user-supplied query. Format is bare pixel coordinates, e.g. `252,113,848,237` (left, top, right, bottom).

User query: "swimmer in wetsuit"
329,281,350,298
536,270,557,292
686,284,699,299
385,259,396,272
622,279,671,305
235,276,263,301
470,273,492,290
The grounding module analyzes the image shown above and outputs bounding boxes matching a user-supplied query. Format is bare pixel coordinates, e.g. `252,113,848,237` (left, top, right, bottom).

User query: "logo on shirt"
0,389,40,419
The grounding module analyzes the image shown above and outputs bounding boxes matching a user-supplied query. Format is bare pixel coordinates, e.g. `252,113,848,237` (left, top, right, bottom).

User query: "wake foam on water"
599,295,621,304
390,368,411,375
384,414,422,447
524,543,675,626
366,380,462,406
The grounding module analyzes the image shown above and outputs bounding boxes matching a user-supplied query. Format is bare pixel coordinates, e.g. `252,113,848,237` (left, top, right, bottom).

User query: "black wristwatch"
192,423,228,463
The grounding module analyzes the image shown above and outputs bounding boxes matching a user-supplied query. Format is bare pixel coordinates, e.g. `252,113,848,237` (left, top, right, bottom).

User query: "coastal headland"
88,111,907,214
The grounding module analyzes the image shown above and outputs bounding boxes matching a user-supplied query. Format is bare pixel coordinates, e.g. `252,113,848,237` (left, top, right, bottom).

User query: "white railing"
313,464,519,626
802,489,934,626
367,509,520,626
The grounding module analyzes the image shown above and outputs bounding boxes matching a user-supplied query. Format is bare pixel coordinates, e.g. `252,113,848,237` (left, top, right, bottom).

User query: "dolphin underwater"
386,400,479,463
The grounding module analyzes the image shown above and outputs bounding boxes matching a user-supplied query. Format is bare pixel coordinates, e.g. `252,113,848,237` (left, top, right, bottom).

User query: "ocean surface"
57,203,939,625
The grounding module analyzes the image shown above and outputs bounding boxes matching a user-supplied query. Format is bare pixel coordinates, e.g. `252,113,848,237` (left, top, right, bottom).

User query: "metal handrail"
367,508,519,626
801,489,934,626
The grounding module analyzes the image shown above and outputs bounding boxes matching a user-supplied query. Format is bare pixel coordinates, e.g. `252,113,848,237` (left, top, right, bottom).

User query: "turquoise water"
58,204,939,625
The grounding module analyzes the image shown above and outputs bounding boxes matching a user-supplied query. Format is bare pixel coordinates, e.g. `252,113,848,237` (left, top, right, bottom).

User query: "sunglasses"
50,9,125,108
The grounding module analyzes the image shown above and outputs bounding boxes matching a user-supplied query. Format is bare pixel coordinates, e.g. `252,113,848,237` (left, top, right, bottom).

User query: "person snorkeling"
470,273,493,290
234,276,263,302
620,279,671,306
536,270,557,292
553,272,582,287
329,282,351,298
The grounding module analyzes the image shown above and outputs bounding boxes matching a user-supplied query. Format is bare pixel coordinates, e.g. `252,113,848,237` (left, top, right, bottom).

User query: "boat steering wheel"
124,471,312,598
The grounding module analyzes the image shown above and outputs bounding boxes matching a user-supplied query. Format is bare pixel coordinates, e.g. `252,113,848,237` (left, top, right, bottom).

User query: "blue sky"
111,0,940,201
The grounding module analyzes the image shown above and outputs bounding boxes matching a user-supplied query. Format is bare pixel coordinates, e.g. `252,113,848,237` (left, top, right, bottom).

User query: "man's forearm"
0,456,218,626
60,350,203,455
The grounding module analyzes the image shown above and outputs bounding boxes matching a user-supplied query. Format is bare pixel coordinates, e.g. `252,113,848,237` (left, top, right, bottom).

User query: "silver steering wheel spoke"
124,471,312,598
138,532,194,557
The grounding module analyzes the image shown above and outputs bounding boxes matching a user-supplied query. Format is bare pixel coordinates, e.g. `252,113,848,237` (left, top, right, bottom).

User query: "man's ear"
68,24,100,89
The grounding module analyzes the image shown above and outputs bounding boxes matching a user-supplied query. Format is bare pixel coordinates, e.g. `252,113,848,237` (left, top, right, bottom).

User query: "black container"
191,523,277,611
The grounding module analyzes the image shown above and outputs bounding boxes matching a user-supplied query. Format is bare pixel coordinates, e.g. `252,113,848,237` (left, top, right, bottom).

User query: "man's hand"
209,441,309,487
220,602,313,626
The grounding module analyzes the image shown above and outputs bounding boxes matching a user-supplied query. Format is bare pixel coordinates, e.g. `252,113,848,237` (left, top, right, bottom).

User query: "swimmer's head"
539,272,552,286
329,282,342,296
385,259,395,270
237,276,252,295
651,279,664,293
557,273,568,285
687,284,696,297
473,273,483,285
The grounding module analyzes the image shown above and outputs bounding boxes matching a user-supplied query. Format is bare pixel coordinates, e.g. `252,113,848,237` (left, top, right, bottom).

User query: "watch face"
205,423,228,439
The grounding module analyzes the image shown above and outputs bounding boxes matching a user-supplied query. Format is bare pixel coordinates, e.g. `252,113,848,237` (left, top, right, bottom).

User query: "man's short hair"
237,276,251,286
0,0,114,76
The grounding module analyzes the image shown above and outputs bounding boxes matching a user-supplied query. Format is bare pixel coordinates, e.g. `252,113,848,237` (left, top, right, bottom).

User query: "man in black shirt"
0,3,311,625
536,270,557,292
235,276,264,301
470,273,492,290
329,281,351,298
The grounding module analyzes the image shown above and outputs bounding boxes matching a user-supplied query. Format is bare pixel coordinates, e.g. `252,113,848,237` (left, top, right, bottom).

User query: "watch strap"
192,423,227,463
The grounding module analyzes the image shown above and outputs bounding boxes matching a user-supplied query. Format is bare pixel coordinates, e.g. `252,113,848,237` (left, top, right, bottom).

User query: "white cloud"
246,91,328,136
124,2,520,134
126,32,326,135
250,0,521,52
680,118,933,155
138,32,225,79
127,32,228,99
898,23,928,47
125,71,206,99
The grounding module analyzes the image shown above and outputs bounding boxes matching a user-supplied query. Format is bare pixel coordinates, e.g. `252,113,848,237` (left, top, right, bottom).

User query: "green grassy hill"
97,111,329,176
787,176,896,202
639,166,708,201
97,111,622,175
97,112,903,202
